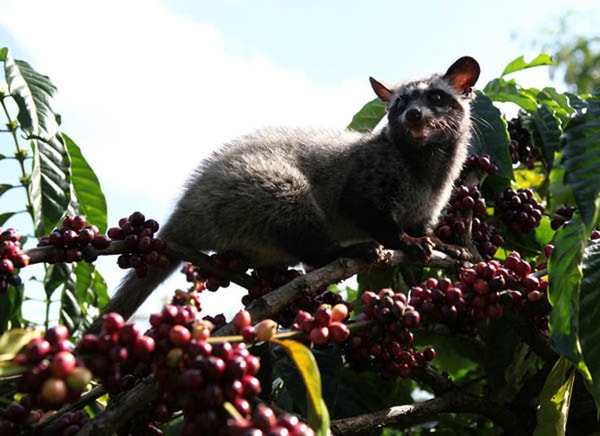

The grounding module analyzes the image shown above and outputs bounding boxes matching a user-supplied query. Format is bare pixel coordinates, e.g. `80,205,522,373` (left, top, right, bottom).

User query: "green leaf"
0,184,13,197
0,212,16,227
313,345,414,418
484,80,576,128
562,93,600,232
579,240,600,411
30,135,72,236
536,87,577,124
0,284,23,334
74,261,109,323
3,51,60,139
534,357,575,436
547,166,575,213
526,104,562,171
63,133,107,231
564,92,588,115
505,342,545,394
347,98,386,132
43,262,104,332
483,78,539,113
60,284,81,333
3,50,71,236
273,339,330,434
548,217,591,380
501,54,554,77
470,93,514,180
44,263,74,300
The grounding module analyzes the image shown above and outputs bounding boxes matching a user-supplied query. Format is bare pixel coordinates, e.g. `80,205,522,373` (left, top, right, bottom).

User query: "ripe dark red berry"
309,326,329,345
49,351,77,378
233,310,252,331
329,322,350,342
45,325,69,345
495,188,544,232
102,313,125,334
423,347,436,361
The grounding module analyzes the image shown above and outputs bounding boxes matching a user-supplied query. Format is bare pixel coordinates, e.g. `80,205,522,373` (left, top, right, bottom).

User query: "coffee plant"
0,48,599,435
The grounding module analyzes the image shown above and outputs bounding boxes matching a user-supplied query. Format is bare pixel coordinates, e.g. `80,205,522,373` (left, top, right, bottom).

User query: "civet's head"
370,56,480,146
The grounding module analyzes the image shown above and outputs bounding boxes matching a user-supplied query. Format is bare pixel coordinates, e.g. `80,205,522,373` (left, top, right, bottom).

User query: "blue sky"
0,0,597,322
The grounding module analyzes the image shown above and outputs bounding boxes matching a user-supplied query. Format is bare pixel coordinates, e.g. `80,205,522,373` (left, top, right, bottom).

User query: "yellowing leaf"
0,328,40,361
272,338,330,434
534,357,575,436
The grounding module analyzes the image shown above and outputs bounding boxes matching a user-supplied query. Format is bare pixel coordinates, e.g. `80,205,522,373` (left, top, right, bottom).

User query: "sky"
0,0,597,324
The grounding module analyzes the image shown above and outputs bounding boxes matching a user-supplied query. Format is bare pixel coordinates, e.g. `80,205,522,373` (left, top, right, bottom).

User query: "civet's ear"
444,56,480,94
370,77,393,103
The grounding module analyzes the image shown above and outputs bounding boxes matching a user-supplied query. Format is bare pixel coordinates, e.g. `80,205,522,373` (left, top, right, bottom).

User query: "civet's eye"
428,90,446,106
395,95,407,111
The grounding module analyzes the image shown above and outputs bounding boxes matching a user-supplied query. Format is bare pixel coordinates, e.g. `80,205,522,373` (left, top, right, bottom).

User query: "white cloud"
1,0,373,319
1,0,371,209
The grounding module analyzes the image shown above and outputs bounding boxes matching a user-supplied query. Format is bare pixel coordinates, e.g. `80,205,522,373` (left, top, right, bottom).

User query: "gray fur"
95,56,480,327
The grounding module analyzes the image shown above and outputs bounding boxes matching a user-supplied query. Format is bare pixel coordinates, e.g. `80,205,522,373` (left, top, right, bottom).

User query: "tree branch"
331,364,527,435
76,376,159,436
164,242,259,289
33,386,107,431
21,237,465,332
330,389,528,436
23,240,128,264
214,249,462,336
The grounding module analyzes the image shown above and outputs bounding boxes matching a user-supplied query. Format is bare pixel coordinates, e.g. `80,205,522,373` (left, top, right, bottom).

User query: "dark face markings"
392,88,453,115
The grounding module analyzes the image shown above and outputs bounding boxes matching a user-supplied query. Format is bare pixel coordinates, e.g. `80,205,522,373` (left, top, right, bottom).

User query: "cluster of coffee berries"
143,307,266,434
108,211,168,277
242,264,326,327
409,252,549,332
39,410,91,436
183,252,246,292
436,185,504,260
170,288,202,312
232,310,279,343
78,313,155,394
224,403,315,436
345,289,434,378
494,188,545,232
0,227,29,294
8,301,320,434
0,397,44,436
462,153,499,178
550,205,576,230
245,266,303,302
409,277,471,325
246,267,353,329
14,325,92,408
202,313,228,330
38,215,111,263
267,286,349,329
508,117,543,169
232,309,255,340
291,303,351,345
409,274,505,331
296,289,347,312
